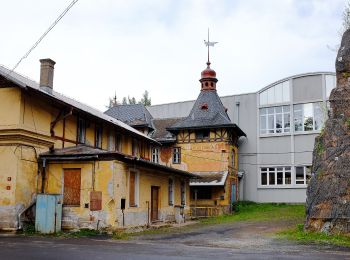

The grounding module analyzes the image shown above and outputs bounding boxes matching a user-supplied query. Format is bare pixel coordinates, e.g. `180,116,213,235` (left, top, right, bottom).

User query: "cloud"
0,0,345,110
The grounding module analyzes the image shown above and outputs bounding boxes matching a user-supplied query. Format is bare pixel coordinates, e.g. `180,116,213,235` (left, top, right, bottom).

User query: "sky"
0,0,346,111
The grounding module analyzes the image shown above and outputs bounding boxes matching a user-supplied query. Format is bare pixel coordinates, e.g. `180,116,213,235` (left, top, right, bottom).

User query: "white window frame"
151,147,160,164
325,74,336,99
260,166,292,187
173,147,181,164
295,166,312,185
260,106,290,135
259,80,290,106
294,102,325,132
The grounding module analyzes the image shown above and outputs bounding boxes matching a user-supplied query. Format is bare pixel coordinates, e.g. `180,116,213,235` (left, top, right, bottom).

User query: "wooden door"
63,169,81,206
151,186,159,222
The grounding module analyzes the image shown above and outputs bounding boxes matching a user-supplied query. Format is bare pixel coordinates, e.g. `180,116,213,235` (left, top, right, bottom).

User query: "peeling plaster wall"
45,160,190,230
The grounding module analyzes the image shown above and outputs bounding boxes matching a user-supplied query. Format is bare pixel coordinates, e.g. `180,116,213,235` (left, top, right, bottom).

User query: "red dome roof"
201,62,216,79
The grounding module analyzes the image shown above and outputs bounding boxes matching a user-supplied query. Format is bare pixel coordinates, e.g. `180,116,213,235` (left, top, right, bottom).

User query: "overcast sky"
0,0,346,110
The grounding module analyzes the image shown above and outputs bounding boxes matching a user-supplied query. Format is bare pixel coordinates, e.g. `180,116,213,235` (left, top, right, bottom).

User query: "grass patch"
199,202,305,225
66,228,103,238
279,224,350,247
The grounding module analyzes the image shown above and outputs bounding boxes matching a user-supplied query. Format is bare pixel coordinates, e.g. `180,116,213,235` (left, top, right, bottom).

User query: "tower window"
205,82,209,87
196,129,210,140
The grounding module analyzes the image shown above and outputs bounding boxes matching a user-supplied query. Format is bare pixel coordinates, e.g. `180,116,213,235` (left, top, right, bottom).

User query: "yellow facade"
157,128,239,214
0,80,191,230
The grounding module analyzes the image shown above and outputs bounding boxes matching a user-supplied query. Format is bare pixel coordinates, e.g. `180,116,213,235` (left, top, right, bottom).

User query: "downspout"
41,158,46,193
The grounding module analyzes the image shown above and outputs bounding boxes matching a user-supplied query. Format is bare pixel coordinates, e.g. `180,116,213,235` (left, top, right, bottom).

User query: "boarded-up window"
129,171,137,207
90,191,102,211
63,169,81,206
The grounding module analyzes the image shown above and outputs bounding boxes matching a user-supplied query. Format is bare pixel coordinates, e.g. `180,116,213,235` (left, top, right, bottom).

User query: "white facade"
147,72,336,203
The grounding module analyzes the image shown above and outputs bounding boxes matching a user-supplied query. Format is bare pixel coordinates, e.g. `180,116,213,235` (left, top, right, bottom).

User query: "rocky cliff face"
305,30,350,234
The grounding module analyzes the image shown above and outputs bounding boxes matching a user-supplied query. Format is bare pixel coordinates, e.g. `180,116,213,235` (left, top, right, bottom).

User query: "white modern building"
148,72,336,203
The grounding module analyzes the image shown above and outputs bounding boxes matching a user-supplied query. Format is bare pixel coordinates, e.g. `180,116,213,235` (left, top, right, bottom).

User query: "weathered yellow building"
0,59,193,231
106,60,246,216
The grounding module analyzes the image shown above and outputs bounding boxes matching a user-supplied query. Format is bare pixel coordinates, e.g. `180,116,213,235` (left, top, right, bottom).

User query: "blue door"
231,184,236,203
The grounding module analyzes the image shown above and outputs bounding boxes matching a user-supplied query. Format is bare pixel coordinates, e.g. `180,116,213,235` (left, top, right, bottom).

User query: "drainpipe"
146,201,150,227
41,158,46,193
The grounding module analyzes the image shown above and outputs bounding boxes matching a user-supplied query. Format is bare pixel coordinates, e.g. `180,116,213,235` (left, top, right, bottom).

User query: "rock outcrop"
305,29,350,234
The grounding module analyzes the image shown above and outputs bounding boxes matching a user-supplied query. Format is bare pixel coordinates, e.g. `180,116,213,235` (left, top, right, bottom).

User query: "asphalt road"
0,221,349,260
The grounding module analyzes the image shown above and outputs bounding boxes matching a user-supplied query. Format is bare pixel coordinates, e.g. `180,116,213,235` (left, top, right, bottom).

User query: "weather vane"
204,28,218,65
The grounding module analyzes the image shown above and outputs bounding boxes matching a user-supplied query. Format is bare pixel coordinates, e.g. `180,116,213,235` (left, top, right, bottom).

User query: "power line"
7,0,79,77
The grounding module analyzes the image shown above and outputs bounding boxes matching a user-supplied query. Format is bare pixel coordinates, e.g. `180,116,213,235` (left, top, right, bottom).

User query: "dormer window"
200,103,208,110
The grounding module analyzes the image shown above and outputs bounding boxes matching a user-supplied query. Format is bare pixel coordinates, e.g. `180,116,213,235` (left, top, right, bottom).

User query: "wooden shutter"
63,169,81,206
129,172,136,206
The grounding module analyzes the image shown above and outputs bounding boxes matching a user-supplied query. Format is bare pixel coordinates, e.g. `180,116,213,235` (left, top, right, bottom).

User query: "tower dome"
200,61,218,91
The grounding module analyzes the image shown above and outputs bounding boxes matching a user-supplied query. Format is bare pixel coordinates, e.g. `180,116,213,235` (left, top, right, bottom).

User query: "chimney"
39,58,56,93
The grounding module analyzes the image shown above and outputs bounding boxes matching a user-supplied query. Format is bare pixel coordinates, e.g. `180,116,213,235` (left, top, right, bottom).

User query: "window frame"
259,105,291,135
95,124,103,149
293,102,325,133
195,129,210,140
172,147,181,164
129,170,139,207
180,180,186,206
295,166,312,185
115,133,122,152
77,117,86,144
151,147,160,164
260,166,292,187
168,178,174,206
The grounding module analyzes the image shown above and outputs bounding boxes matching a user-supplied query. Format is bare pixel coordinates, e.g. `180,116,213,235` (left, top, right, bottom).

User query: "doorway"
151,186,159,222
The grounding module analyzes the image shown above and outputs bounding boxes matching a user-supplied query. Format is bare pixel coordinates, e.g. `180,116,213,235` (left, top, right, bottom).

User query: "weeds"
279,224,350,247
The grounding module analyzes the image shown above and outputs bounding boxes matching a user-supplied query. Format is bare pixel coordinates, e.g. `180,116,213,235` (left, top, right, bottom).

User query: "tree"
107,90,152,107
128,96,137,105
342,1,350,34
139,90,151,106
106,93,119,108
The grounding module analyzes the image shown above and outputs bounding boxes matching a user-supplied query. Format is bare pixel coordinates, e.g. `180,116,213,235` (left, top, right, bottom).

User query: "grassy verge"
279,224,350,247
199,201,305,225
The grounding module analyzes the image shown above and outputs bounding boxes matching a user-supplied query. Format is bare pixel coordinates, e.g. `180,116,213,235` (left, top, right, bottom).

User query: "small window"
132,139,139,157
168,178,174,206
95,124,103,148
196,129,210,140
77,118,86,144
129,171,138,207
172,147,181,164
151,147,159,163
63,169,81,206
180,181,186,205
115,133,122,152
295,166,312,185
